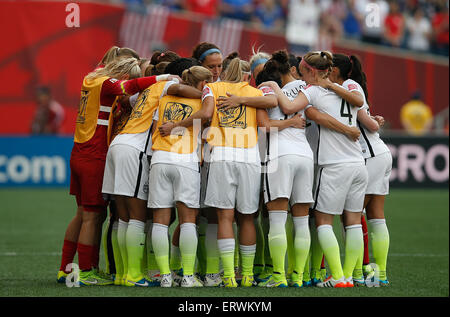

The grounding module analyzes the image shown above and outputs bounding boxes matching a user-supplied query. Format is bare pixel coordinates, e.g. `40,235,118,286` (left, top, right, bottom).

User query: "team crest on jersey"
163,102,193,122
129,89,150,120
76,90,89,124
218,99,247,129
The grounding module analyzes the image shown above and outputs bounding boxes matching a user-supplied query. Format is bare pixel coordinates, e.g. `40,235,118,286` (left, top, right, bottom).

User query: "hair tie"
250,58,268,74
199,48,222,62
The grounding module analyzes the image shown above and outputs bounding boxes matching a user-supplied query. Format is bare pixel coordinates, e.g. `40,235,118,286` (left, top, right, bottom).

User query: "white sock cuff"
269,210,288,225
240,244,256,255
345,224,362,230
152,222,168,231
368,218,386,226
128,219,145,230
181,222,197,231
112,221,119,230
317,224,332,232
217,238,235,253
118,219,128,228
293,215,309,226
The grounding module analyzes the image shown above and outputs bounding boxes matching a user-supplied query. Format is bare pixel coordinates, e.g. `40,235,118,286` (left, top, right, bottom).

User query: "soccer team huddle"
57,41,392,289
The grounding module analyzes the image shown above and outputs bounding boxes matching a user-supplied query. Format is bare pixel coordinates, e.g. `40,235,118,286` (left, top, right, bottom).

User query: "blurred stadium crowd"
100,0,450,56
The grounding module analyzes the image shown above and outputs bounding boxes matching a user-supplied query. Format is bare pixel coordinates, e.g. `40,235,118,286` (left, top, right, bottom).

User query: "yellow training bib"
206,82,261,148
152,95,202,154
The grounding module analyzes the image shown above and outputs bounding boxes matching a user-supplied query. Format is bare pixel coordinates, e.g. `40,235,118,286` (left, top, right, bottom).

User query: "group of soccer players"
56,42,391,289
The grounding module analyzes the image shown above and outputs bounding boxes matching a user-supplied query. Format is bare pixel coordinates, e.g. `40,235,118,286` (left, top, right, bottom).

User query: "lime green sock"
240,244,256,276
205,224,220,274
353,243,364,279
196,217,207,275
179,223,198,276
317,224,344,280
152,223,171,275
343,224,363,279
261,215,273,274
268,211,287,282
111,221,123,278
117,220,128,279
218,238,235,278
310,217,324,279
292,216,311,282
125,219,146,281
286,214,296,276
254,215,265,275
368,219,390,280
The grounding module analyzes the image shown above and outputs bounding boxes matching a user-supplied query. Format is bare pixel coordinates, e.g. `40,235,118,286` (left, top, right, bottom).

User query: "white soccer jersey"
266,80,313,161
343,79,391,159
302,84,364,166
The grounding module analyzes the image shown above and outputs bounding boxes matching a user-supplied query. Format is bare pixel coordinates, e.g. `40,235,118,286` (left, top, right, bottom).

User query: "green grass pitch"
0,188,448,297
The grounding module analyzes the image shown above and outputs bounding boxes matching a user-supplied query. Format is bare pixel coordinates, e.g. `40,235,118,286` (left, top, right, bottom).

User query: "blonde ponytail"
86,57,141,81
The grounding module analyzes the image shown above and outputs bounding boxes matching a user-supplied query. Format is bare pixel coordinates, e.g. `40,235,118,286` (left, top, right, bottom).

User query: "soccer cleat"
290,280,303,288
363,264,374,279
378,279,390,287
240,275,257,287
353,278,365,287
160,273,174,288
204,273,222,287
181,275,204,288
57,271,68,284
345,277,354,288
316,276,347,288
173,270,183,287
311,278,322,287
221,277,238,288
78,270,114,286
258,276,288,288
125,278,156,287
255,268,272,283
113,274,122,286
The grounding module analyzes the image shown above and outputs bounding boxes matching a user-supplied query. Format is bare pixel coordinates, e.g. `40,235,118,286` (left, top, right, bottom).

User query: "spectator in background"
185,0,218,17
286,0,321,55
253,0,285,33
431,1,449,56
318,0,346,50
406,7,432,52
343,0,363,39
219,0,253,22
31,86,65,134
383,0,405,47
400,92,433,136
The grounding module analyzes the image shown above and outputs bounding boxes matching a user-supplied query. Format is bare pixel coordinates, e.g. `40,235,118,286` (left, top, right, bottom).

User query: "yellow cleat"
240,275,257,287
57,271,68,284
221,277,238,288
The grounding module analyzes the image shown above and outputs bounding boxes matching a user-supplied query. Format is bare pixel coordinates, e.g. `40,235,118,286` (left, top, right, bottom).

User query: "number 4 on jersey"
340,99,353,125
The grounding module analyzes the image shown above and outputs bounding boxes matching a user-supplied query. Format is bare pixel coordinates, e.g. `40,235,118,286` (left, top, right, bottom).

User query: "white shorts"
365,151,392,195
204,161,260,214
102,144,149,201
148,163,200,209
313,162,368,215
264,155,314,205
